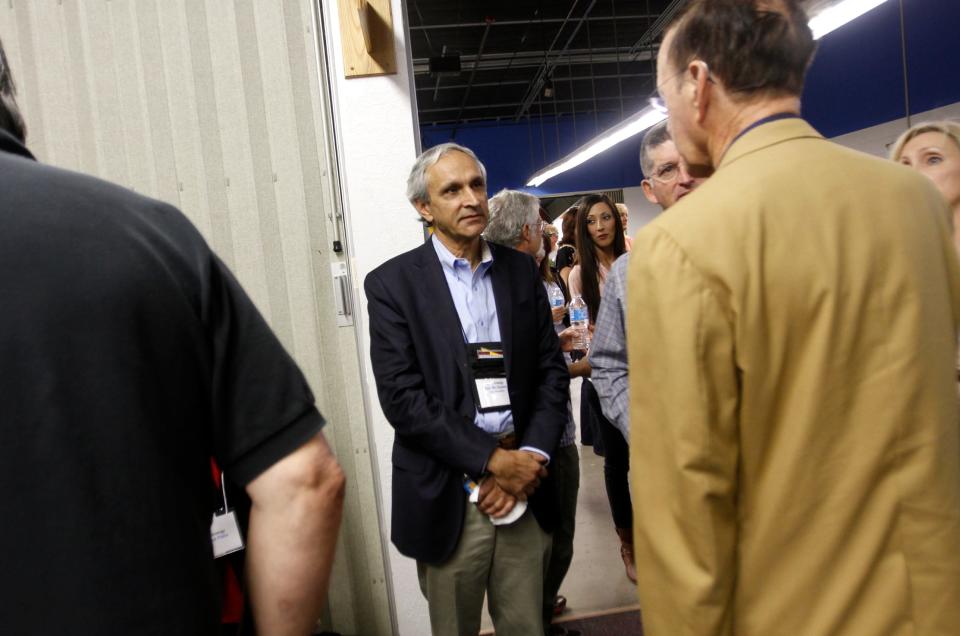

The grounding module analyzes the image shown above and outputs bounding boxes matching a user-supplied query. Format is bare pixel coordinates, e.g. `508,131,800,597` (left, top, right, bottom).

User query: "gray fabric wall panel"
13,3,47,161
250,0,316,364
156,0,213,240
202,0,272,313
81,1,126,187
35,2,81,171
183,0,236,269
109,0,160,198
134,0,183,209
232,0,294,343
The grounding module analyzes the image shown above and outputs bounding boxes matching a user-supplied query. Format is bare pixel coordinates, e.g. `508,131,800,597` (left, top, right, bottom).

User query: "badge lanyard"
210,473,245,559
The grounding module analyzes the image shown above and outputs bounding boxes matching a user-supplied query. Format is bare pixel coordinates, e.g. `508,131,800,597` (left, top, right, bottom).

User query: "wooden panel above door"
337,0,396,78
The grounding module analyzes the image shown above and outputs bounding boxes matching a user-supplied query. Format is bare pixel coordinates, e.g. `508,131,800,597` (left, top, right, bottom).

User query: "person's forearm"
593,368,629,441
568,358,591,377
245,439,346,636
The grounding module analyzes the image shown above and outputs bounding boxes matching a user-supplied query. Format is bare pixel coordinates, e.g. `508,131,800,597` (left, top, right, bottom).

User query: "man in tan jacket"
628,1,960,635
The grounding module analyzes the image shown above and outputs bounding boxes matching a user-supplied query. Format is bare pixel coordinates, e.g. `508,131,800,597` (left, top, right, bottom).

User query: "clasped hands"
476,447,547,519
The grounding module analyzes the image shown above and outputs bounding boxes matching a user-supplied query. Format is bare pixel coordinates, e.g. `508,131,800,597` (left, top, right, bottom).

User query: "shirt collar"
0,129,36,161
431,234,494,275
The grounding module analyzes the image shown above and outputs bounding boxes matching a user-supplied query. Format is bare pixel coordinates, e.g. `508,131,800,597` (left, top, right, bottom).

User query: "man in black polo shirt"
0,38,345,635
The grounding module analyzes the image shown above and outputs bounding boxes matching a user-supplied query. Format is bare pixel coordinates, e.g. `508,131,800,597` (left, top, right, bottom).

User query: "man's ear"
415,200,434,225
688,60,711,124
641,179,660,205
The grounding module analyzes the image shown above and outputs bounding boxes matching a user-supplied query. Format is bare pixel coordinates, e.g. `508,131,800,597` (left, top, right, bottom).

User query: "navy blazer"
365,239,569,563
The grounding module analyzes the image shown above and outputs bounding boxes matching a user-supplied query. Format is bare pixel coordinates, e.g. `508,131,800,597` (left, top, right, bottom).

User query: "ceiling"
407,0,684,128
408,0,825,130
414,1,960,197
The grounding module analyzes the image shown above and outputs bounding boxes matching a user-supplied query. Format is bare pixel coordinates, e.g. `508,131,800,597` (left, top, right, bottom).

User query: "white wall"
622,185,662,236
319,1,429,634
831,102,960,157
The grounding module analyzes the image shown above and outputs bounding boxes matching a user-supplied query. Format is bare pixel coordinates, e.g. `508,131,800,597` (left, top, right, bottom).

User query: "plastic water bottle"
568,294,589,351
547,284,565,324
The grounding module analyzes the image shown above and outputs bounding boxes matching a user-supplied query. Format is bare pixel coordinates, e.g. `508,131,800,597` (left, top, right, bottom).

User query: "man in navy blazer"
365,143,569,635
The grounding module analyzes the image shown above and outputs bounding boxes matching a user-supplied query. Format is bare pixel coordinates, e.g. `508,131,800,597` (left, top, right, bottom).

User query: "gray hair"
639,120,672,177
406,142,487,204
484,189,540,247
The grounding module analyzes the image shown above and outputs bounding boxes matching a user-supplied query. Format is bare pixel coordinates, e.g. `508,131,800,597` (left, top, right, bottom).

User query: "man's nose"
677,163,695,186
462,188,481,206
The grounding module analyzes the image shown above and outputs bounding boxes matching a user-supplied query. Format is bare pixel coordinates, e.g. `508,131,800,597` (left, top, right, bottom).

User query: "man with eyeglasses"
627,1,960,635
590,120,706,443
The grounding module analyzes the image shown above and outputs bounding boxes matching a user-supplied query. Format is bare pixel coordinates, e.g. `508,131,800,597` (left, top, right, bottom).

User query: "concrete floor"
480,378,638,631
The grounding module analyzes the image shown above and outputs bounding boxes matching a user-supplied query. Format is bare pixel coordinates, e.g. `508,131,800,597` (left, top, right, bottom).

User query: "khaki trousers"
417,497,552,636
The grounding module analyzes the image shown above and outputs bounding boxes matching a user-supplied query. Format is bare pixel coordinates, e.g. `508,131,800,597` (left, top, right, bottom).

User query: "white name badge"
211,510,245,558
475,377,510,410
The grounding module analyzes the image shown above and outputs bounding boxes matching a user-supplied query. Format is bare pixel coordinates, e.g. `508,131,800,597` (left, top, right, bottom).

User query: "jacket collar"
718,117,823,171
414,237,516,371
0,129,36,161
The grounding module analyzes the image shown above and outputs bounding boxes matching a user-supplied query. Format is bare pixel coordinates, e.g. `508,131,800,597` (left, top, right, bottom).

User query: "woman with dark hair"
568,194,626,321
567,193,635,584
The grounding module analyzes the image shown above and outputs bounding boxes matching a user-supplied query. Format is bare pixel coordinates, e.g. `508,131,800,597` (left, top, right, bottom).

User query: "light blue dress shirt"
432,236,549,461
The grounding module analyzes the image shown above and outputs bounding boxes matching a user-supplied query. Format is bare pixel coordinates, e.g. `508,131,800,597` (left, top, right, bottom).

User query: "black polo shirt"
0,130,325,634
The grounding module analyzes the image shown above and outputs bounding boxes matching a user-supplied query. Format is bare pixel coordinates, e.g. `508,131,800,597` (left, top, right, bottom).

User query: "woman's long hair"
559,208,578,247
574,193,625,320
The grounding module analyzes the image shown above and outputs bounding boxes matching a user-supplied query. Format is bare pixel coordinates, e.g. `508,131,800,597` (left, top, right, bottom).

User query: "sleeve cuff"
228,408,326,485
520,445,551,465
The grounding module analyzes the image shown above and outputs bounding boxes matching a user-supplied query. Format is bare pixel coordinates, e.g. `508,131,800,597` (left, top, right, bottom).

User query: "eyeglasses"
647,66,687,115
649,161,681,184
647,62,715,115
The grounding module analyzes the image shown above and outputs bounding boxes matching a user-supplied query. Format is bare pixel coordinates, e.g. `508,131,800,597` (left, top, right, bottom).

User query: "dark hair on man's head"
574,193,625,321
640,120,672,177
666,0,815,99
0,37,26,143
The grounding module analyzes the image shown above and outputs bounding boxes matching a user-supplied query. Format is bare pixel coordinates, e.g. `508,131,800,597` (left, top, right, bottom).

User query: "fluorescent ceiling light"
526,108,667,187
526,0,890,187
808,0,889,40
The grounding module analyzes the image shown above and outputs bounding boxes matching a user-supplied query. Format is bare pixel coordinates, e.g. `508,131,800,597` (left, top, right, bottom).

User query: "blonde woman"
890,120,960,252
891,121,960,385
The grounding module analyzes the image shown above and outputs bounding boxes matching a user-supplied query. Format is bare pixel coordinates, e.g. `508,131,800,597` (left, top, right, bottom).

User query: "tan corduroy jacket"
627,118,960,636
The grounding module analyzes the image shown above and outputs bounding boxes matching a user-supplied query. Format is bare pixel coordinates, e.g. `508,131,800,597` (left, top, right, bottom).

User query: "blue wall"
420,0,960,196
